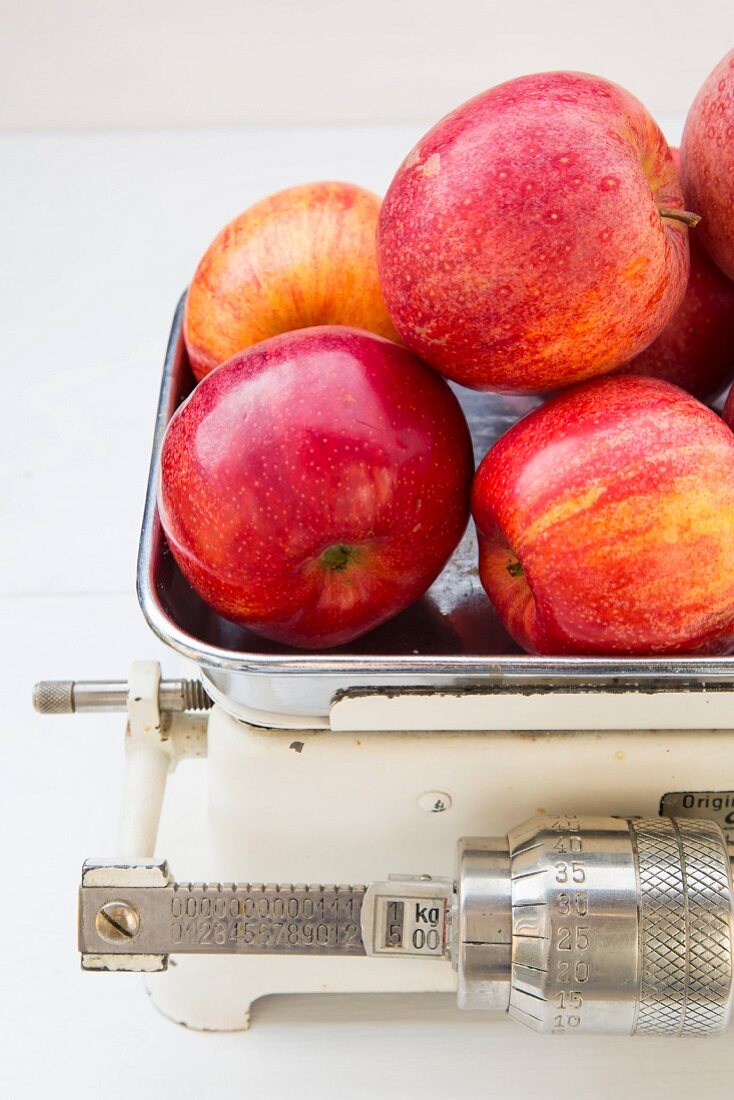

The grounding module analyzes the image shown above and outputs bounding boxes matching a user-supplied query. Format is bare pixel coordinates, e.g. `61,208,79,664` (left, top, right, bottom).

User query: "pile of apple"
159,52,734,657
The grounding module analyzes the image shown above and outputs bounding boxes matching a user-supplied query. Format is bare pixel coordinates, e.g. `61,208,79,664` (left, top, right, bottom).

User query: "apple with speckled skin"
619,150,734,401
378,72,693,394
681,49,734,280
184,182,399,382
471,375,734,655
158,326,473,649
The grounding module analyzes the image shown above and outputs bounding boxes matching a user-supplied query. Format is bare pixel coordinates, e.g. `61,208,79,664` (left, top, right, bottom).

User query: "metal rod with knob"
33,678,212,715
34,663,210,866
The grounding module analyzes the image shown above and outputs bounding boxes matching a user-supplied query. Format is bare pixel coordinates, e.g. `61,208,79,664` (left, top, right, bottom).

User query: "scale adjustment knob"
456,814,734,1035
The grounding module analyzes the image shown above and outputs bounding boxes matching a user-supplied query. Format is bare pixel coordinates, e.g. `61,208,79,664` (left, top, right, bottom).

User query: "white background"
2,0,734,128
3,3,734,1097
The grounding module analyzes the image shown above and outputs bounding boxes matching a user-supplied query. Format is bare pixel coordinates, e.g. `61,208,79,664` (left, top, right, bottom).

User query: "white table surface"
5,122,733,1099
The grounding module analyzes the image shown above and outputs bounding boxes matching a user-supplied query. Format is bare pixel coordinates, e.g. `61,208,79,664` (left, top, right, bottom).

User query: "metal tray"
138,295,734,719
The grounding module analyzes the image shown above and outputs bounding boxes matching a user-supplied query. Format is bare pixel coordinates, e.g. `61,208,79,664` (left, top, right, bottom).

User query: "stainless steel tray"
138,295,734,718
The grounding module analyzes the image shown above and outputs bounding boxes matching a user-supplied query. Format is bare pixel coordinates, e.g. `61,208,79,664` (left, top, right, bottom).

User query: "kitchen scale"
34,296,734,1036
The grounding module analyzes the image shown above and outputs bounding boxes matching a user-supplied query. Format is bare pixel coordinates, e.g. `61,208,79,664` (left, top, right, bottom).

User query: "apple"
619,150,734,402
618,235,734,400
681,49,734,280
724,384,734,429
471,374,734,655
377,71,693,394
158,326,473,649
184,182,399,382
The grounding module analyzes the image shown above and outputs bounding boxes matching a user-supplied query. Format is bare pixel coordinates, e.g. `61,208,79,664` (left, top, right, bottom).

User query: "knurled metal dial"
502,815,734,1035
631,817,733,1035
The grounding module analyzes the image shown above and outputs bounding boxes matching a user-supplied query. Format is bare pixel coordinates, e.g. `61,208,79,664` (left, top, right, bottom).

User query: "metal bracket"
80,859,172,972
34,661,209,859
114,662,207,858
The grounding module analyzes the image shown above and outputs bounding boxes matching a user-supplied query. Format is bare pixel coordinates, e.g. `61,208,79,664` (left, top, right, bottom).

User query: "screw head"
95,901,140,942
418,790,452,814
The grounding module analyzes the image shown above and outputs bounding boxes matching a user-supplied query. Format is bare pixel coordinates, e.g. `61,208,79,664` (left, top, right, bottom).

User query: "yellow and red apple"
681,49,734,280
184,182,398,382
378,72,693,393
472,375,734,655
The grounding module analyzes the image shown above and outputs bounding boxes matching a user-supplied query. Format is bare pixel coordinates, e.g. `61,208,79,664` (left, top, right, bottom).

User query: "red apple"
619,150,734,401
158,326,473,649
378,72,692,394
724,384,734,429
184,182,399,382
681,49,734,280
471,375,734,655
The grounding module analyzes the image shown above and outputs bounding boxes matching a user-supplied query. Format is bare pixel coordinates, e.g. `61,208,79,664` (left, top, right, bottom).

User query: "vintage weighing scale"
34,297,734,1037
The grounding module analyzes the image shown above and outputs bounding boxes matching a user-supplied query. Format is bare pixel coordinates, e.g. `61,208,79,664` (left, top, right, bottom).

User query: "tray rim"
136,293,734,688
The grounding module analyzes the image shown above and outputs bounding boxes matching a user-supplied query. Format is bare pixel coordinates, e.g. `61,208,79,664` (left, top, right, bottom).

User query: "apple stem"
506,559,524,579
658,208,702,228
320,544,358,572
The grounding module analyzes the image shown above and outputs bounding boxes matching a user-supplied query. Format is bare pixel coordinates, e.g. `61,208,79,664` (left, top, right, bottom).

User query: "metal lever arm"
79,865,452,972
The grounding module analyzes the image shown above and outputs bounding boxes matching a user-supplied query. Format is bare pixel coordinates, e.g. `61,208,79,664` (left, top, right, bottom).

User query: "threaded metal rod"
32,678,212,715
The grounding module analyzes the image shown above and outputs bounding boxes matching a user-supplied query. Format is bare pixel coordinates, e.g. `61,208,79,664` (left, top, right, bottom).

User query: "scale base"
146,705,734,1031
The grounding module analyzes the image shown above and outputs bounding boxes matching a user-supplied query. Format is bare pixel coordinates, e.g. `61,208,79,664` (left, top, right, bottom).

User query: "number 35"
555,861,585,884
